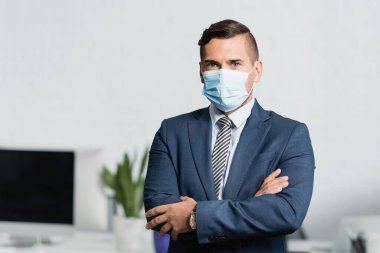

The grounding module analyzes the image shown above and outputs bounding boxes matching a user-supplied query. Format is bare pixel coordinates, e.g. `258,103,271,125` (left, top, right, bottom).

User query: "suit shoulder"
163,107,208,125
267,110,307,132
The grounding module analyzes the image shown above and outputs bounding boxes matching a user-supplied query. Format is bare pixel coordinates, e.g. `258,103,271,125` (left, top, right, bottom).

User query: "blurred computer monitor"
0,149,74,239
0,146,109,245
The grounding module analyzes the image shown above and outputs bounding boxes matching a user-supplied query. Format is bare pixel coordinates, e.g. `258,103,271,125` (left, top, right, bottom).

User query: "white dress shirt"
209,98,255,200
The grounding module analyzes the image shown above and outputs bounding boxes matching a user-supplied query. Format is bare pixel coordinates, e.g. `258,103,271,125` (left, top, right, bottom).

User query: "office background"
1,0,379,240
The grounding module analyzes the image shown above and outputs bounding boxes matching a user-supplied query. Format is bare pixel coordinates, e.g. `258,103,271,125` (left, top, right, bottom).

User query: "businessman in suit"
144,19,315,253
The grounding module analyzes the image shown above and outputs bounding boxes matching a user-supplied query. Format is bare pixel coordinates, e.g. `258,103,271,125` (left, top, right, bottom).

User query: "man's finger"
254,190,263,197
270,177,289,186
180,196,189,201
159,223,172,236
172,230,179,240
271,187,283,194
145,214,168,229
145,205,168,218
263,168,281,184
268,181,289,193
255,177,289,197
270,176,289,184
264,175,288,187
280,181,289,189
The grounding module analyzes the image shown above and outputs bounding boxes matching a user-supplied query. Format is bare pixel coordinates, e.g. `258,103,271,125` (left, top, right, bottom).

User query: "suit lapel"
223,100,272,200
188,108,217,200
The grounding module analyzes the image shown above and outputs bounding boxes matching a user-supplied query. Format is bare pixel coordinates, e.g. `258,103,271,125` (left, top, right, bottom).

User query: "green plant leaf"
121,154,136,216
138,148,149,180
102,166,116,191
101,149,148,218
115,163,127,214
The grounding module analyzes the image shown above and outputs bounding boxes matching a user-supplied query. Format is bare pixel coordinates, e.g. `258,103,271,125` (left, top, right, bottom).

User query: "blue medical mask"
202,66,255,112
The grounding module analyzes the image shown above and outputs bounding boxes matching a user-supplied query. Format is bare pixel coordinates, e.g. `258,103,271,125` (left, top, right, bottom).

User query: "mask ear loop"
248,82,255,95
247,61,258,95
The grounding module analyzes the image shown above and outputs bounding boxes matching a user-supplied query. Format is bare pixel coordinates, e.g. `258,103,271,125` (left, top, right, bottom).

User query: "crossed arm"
145,169,289,240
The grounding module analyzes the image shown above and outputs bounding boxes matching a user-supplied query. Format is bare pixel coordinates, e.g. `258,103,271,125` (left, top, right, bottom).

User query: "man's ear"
253,60,263,83
199,62,204,83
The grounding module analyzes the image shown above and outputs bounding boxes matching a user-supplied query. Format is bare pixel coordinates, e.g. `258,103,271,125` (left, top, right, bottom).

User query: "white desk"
0,231,155,253
287,239,340,253
0,235,342,253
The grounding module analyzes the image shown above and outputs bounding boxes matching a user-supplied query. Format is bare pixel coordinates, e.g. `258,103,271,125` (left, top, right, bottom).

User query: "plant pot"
113,215,152,251
153,231,170,253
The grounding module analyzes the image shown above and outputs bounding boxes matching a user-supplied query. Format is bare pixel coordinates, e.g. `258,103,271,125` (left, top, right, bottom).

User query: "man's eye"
207,62,217,67
232,62,241,67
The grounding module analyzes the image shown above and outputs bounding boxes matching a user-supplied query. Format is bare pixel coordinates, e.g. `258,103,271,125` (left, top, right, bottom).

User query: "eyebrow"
203,59,220,64
203,59,244,63
229,59,243,62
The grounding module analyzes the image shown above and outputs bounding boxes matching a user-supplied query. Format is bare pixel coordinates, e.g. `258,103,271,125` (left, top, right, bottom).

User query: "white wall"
1,0,379,239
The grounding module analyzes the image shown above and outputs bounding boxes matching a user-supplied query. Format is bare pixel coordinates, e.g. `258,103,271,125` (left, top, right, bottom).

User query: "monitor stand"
0,234,38,248
0,234,65,248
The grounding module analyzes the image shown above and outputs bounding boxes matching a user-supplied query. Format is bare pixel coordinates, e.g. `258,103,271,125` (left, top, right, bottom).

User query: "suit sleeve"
144,119,181,224
195,123,315,244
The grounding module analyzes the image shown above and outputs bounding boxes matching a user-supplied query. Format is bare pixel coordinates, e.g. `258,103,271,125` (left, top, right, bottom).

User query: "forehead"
203,35,251,61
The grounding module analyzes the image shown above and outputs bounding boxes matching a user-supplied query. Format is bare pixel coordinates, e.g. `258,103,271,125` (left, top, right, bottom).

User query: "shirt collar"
209,98,255,129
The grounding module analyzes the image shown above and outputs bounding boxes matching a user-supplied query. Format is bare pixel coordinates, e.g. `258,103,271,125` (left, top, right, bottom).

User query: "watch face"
190,212,196,229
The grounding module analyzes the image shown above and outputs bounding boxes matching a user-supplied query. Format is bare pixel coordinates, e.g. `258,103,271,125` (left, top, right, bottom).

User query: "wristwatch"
189,210,197,230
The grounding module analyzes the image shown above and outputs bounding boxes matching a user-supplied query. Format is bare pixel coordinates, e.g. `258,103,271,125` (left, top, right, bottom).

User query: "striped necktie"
212,116,233,199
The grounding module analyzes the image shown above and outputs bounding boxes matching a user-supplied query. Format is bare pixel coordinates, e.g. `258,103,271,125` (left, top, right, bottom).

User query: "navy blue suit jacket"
144,100,315,253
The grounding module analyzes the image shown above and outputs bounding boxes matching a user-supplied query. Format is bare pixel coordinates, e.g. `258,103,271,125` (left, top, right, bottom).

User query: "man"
144,19,315,253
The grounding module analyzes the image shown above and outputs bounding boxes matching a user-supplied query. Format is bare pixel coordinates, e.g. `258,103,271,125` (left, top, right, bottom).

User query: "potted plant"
102,149,150,251
102,149,170,253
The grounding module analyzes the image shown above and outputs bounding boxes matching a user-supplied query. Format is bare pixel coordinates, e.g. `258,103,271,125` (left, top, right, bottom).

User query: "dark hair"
198,19,259,63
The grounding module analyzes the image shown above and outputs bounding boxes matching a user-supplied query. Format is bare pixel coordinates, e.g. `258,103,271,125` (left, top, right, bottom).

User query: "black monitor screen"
0,149,74,225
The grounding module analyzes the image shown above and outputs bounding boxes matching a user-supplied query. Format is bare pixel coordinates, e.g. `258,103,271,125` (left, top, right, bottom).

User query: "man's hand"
254,168,289,197
145,196,197,240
